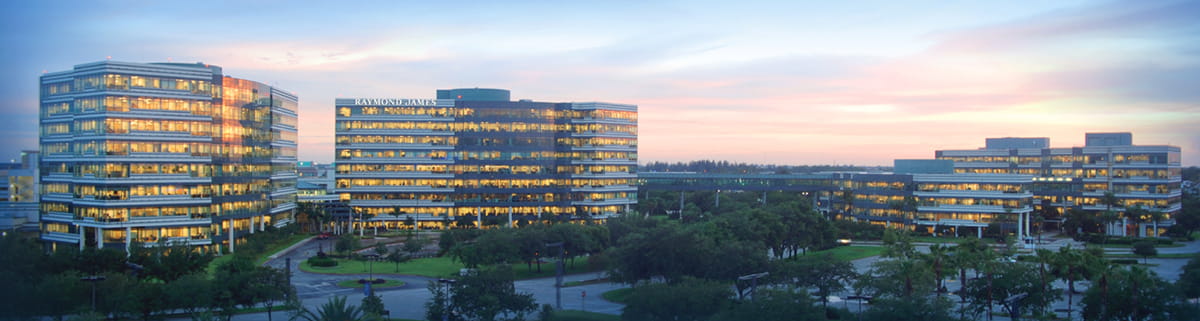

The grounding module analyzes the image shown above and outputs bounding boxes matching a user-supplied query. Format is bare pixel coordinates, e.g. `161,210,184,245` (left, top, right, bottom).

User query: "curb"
264,235,317,264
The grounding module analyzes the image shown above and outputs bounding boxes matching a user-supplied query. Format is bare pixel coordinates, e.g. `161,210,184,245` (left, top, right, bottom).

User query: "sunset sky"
2,0,1197,166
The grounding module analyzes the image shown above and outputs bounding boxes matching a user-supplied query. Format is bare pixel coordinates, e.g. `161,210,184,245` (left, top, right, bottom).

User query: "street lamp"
845,295,872,321
361,254,380,296
81,274,106,311
438,278,456,321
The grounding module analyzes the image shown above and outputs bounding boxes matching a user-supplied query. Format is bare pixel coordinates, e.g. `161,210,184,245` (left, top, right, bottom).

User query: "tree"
920,244,952,296
1180,253,1200,299
860,296,963,321
1080,266,1192,321
164,273,213,316
297,296,366,321
1048,246,1105,320
386,249,409,272
1132,240,1157,264
373,243,389,257
777,253,856,309
960,262,1057,320
857,257,934,299
621,278,731,321
249,267,292,321
361,294,385,319
708,289,823,321
439,266,536,321
881,229,916,259
335,234,360,256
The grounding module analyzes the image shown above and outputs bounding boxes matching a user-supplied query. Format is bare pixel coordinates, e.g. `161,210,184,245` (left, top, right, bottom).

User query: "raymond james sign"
348,98,437,106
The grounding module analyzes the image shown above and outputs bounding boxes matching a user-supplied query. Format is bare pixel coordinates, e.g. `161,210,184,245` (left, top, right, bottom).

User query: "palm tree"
1048,246,1105,321
1100,191,1121,235
921,244,952,296
296,296,366,321
1033,248,1057,316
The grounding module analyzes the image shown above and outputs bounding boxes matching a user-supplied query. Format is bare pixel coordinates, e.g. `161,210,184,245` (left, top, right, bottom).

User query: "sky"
1,0,1198,166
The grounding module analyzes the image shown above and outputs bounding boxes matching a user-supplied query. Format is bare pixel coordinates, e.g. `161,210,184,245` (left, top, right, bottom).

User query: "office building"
1,151,40,235
834,160,1034,238
936,133,1182,236
39,61,298,252
335,88,637,229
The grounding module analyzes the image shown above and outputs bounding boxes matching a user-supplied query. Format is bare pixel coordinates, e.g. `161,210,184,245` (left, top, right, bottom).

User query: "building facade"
334,88,637,229
38,61,297,252
936,133,1182,236
1,151,40,235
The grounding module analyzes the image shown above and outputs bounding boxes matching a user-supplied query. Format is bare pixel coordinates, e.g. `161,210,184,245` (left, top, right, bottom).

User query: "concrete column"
125,227,132,253
508,206,513,228
1121,217,1128,236
249,216,256,234
260,215,266,231
1017,212,1024,239
977,226,983,238
1027,212,1036,239
476,206,482,228
79,227,85,251
96,228,103,249
228,219,235,253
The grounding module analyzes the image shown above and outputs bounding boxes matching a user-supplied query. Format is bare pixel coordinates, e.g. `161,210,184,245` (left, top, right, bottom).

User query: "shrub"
308,256,337,267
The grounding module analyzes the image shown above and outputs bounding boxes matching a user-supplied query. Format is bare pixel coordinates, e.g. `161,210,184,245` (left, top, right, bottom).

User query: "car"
317,233,331,240
836,238,853,246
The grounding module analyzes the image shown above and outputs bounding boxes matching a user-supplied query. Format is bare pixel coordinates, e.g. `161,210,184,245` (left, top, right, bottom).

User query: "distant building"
936,132,1181,236
835,160,1034,238
1,151,40,235
334,88,637,229
39,61,298,252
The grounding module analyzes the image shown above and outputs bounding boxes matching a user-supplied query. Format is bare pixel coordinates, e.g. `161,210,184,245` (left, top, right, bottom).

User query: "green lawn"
911,236,974,244
548,310,621,321
256,233,315,265
301,255,605,280
335,279,406,289
206,233,314,276
804,246,884,261
1101,243,1184,249
302,256,462,278
1105,253,1197,259
601,288,633,304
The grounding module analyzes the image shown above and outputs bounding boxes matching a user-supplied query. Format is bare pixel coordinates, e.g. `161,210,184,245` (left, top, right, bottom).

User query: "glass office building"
936,133,1182,237
334,88,637,229
38,61,297,252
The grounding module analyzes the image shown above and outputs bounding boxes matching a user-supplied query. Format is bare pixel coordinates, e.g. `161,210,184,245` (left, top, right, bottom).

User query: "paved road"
202,237,629,321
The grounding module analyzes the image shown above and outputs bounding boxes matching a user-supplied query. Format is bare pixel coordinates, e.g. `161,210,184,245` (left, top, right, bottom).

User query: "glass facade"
334,90,637,229
38,61,296,252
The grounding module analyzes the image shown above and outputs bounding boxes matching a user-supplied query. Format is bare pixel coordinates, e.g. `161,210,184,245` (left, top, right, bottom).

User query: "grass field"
206,233,313,276
1104,253,1198,259
804,246,884,261
547,310,621,321
601,288,633,304
334,279,407,289
302,256,462,278
1101,243,1185,249
300,255,605,280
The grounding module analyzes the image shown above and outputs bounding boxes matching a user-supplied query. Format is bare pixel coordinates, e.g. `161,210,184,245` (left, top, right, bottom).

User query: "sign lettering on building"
353,98,437,106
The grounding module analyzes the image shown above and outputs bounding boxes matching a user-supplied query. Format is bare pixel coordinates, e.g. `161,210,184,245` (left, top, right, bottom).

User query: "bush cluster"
1073,233,1173,245
308,256,338,267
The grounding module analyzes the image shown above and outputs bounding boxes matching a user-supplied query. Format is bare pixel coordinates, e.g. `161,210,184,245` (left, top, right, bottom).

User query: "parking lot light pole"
81,274,106,311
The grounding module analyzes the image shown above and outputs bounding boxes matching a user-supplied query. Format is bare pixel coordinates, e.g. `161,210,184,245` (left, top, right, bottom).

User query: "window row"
336,121,637,134
336,164,549,174
338,178,631,189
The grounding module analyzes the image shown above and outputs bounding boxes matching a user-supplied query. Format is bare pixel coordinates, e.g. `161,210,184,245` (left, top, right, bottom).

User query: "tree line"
0,228,297,321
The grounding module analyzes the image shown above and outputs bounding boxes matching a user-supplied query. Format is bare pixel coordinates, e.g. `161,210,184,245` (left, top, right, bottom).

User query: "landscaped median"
335,279,407,289
299,255,605,279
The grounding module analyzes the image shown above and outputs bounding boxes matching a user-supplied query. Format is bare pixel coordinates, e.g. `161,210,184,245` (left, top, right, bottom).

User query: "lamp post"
438,278,456,321
361,254,380,296
846,295,871,321
81,274,106,311
545,242,565,309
